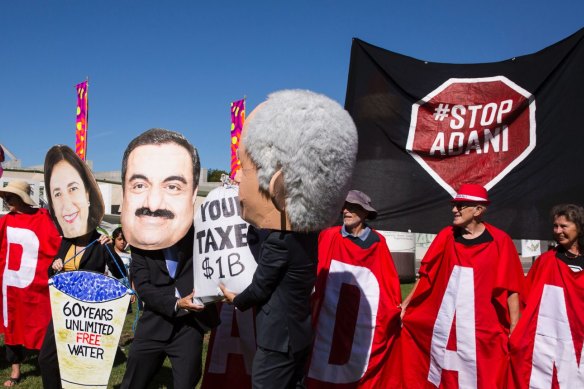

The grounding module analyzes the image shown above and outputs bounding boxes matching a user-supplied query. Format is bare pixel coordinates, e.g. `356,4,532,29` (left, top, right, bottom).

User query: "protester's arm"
50,258,64,274
97,234,112,245
220,284,236,303
400,278,420,320
495,231,523,335
176,290,204,312
49,238,69,276
231,233,288,311
129,281,137,304
508,292,520,334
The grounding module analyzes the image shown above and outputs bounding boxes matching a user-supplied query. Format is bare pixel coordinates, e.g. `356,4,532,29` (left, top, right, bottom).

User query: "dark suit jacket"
49,231,126,278
234,230,318,353
130,226,220,342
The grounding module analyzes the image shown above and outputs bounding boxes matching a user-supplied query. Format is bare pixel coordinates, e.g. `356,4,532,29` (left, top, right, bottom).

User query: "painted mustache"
135,207,175,219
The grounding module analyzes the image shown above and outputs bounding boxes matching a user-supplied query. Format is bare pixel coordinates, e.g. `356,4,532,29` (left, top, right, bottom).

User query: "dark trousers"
121,322,204,389
252,346,310,389
38,321,60,389
5,345,27,364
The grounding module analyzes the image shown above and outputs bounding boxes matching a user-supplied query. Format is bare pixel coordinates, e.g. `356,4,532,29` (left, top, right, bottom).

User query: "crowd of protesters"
3,178,583,388
2,146,584,389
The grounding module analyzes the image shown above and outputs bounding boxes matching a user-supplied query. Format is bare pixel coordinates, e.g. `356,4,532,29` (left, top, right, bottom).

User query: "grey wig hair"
243,89,358,231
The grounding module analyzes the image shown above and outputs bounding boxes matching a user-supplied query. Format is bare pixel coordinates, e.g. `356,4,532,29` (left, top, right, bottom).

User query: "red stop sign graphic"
406,76,536,196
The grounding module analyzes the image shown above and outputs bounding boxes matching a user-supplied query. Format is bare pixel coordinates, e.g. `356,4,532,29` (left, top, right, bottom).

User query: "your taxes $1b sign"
193,185,257,302
406,76,536,196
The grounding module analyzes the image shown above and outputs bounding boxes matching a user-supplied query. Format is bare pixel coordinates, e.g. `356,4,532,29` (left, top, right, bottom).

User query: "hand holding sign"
177,290,205,312
218,284,236,303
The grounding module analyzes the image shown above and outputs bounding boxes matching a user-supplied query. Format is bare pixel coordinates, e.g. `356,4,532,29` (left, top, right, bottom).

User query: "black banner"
345,28,584,239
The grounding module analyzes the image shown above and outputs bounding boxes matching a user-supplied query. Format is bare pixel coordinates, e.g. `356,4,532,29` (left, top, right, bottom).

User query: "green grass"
401,282,414,300
1,284,415,388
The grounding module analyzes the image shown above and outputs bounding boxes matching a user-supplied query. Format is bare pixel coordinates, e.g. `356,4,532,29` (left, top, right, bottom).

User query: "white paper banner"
521,239,541,257
194,185,257,302
49,271,131,388
378,230,415,253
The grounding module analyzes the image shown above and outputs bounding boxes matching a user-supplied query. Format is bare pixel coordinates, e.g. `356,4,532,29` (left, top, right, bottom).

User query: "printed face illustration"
234,140,265,228
121,143,198,250
233,105,289,230
50,160,90,238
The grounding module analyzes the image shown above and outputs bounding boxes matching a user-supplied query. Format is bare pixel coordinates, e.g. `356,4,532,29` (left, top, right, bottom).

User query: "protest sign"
49,271,131,388
194,185,257,302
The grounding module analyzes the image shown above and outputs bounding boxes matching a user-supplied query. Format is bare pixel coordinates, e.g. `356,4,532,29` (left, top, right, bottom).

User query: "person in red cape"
399,184,524,389
307,190,401,388
0,181,61,387
509,204,584,388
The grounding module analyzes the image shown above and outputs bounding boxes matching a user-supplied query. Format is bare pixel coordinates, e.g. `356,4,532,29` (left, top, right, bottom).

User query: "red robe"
399,223,524,389
508,249,584,388
0,209,61,349
306,226,402,388
201,302,256,389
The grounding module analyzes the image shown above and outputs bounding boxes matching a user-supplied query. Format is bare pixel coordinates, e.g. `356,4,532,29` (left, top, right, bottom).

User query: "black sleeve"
131,249,180,319
233,232,288,311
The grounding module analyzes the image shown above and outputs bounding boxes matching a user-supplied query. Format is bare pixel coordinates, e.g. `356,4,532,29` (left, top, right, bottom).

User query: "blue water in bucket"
50,271,130,302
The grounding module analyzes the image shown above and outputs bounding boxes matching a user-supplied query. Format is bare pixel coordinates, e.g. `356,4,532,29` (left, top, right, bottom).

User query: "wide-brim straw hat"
0,180,36,206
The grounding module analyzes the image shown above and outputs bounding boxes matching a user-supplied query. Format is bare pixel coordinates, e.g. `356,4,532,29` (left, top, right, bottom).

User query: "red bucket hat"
451,184,490,205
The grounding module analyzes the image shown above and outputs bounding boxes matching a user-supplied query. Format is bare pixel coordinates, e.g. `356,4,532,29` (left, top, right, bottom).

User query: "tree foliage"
207,169,229,182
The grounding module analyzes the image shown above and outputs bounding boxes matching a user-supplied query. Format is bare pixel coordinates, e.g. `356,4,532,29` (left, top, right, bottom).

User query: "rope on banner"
58,238,99,271
103,243,141,333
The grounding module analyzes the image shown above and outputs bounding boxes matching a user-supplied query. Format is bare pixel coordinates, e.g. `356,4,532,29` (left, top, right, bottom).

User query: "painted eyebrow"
163,175,188,185
127,174,187,185
52,181,81,194
128,174,149,183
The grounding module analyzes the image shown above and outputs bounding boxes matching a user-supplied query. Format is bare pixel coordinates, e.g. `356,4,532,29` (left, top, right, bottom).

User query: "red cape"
509,249,584,389
0,209,61,349
201,302,256,389
306,226,402,389
399,223,524,389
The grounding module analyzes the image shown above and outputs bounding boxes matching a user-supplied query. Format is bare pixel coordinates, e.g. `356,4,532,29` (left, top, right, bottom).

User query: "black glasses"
453,203,477,211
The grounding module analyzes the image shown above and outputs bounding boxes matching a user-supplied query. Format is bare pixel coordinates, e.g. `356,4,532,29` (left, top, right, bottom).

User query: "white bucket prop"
49,271,132,388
